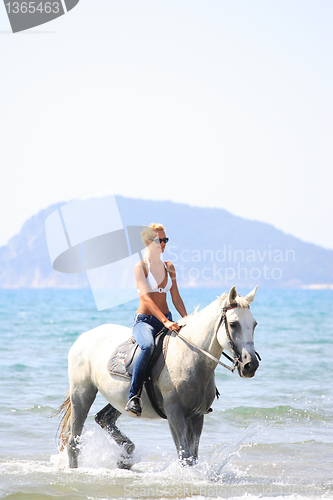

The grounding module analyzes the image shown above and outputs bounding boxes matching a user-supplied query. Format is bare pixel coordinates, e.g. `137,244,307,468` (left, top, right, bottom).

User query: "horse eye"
229,322,237,328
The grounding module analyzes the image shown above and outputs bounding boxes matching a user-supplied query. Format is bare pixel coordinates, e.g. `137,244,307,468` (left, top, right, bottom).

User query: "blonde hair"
140,223,166,246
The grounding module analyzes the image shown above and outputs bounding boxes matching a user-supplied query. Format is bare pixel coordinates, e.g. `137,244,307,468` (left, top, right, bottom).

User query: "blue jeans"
128,312,172,400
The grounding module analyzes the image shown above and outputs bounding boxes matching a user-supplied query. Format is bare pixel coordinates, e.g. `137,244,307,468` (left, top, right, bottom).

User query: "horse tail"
53,390,71,451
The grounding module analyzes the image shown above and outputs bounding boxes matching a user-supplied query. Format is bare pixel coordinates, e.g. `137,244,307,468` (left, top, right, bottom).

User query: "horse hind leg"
95,404,135,469
68,384,97,468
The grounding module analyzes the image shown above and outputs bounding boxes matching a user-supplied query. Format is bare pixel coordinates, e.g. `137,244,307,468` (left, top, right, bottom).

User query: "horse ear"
228,286,237,303
245,285,258,305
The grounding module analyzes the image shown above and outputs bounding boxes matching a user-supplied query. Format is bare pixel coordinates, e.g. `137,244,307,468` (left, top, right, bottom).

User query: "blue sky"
0,0,332,249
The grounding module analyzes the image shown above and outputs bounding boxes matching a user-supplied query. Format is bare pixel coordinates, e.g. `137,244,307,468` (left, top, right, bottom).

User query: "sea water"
0,288,332,500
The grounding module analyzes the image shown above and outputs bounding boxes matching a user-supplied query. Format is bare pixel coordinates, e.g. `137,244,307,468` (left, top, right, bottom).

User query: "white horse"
57,285,260,468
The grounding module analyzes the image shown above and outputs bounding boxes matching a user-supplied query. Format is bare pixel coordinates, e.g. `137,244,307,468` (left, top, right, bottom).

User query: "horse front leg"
186,414,204,463
165,404,195,466
95,404,135,469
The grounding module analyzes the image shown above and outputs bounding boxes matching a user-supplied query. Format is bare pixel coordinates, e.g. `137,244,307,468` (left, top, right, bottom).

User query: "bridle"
215,302,242,368
217,302,261,369
175,302,260,373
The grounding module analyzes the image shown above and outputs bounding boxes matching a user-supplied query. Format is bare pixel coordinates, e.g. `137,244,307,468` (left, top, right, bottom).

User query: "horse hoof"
117,457,133,470
179,456,196,467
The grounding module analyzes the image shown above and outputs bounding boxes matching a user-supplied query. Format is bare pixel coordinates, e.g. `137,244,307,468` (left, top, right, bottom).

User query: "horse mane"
178,292,249,328
178,305,200,327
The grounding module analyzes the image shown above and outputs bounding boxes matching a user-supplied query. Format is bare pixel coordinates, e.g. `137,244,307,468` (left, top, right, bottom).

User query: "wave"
0,405,55,415
7,364,30,372
1,494,83,500
218,405,332,424
1,456,331,500
1,423,332,499
2,496,333,500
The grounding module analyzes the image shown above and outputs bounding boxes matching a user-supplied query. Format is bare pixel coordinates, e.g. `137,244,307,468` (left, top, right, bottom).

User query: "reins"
175,326,238,372
174,302,260,373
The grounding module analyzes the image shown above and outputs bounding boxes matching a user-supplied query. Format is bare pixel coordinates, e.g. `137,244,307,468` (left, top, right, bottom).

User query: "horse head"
216,285,259,378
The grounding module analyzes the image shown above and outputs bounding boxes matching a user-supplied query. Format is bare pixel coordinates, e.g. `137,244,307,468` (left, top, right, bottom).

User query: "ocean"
0,287,332,500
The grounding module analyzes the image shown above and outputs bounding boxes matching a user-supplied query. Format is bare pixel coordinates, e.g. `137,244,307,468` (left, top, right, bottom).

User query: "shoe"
125,396,142,416
205,407,213,414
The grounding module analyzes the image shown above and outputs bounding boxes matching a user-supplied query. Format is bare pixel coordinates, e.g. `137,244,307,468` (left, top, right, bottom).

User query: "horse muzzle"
237,348,259,378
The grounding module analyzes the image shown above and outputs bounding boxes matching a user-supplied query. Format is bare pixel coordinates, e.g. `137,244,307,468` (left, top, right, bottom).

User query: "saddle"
107,327,171,418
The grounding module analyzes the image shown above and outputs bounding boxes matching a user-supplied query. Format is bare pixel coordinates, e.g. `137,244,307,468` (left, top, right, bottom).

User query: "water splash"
203,425,262,481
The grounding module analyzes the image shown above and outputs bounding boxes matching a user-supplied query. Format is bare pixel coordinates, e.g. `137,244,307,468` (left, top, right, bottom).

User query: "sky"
0,0,332,250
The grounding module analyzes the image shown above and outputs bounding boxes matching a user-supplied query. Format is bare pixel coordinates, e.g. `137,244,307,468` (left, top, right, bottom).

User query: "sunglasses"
149,237,169,244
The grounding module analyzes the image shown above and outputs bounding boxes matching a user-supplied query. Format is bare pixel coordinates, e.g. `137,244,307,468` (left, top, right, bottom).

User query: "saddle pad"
107,336,137,379
107,327,171,382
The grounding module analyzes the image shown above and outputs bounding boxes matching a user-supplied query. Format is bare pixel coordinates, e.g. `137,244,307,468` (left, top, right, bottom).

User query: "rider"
125,223,188,416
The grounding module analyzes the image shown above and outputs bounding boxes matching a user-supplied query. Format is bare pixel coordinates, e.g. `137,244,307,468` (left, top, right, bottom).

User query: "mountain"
0,196,332,289
0,202,89,289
